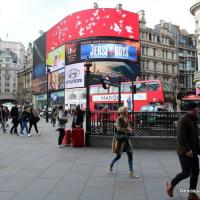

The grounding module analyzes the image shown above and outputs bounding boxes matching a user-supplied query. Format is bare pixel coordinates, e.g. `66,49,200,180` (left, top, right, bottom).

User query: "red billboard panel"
46,8,139,53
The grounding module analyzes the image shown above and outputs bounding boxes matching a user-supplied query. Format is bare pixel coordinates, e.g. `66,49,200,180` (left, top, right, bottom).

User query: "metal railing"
90,112,188,137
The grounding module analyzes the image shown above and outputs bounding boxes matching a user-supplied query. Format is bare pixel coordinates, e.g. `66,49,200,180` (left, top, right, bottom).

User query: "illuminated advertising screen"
46,45,65,72
65,63,85,89
87,61,140,83
48,68,65,91
65,42,79,65
32,34,47,94
46,8,139,53
50,90,65,105
80,39,140,62
81,43,136,61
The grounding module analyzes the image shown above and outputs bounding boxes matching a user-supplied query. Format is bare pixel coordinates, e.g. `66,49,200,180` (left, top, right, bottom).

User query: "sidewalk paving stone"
0,118,198,200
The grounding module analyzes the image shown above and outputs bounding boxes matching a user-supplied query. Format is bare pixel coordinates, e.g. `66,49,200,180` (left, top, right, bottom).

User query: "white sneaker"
128,170,139,178
108,166,115,175
37,132,41,135
57,145,63,148
19,133,24,136
28,133,32,137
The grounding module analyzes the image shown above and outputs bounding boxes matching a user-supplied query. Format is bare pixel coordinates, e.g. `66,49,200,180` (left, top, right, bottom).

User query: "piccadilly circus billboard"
32,8,140,94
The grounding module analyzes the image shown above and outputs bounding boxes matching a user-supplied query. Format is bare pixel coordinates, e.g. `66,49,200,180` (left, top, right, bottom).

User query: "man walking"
166,102,200,200
10,103,19,135
0,103,6,133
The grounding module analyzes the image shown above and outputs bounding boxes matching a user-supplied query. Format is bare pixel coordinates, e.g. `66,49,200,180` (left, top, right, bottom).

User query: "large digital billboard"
46,45,65,72
80,39,140,62
46,8,139,53
32,34,47,94
49,68,65,91
50,90,65,105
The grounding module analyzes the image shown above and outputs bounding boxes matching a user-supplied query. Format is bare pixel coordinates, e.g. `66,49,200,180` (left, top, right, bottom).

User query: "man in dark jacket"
166,102,200,200
0,103,6,133
10,103,19,135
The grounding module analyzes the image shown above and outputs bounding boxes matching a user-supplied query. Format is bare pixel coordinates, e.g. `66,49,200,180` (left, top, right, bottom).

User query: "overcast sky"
0,0,196,48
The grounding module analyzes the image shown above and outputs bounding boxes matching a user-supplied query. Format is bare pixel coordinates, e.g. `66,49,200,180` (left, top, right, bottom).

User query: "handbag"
58,117,68,124
35,115,40,123
115,131,129,142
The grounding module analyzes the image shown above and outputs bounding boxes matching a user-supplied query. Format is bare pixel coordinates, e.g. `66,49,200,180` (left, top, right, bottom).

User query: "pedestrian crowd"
0,102,40,136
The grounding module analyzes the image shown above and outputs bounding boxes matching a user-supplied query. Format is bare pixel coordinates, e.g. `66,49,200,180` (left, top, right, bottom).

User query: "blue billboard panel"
81,43,137,61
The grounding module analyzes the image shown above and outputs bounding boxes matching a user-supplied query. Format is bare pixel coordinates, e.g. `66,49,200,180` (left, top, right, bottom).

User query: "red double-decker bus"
90,80,175,111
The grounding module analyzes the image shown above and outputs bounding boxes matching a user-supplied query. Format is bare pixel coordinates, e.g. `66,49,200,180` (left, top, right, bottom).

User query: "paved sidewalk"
0,118,199,200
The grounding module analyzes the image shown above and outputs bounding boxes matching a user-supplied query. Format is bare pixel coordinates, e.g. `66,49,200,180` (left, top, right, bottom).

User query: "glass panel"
148,82,160,91
135,83,147,92
99,87,108,94
90,87,99,94
123,83,131,92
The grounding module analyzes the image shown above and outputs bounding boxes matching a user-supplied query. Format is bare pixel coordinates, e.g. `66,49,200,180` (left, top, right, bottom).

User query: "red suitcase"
71,128,84,147
62,129,72,146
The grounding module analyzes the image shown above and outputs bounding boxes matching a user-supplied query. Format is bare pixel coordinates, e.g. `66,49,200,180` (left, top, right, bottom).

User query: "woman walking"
109,106,138,178
57,105,68,147
28,108,40,136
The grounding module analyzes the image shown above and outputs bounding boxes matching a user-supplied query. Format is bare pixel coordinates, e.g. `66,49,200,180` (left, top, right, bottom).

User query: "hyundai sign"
81,43,137,61
65,63,85,89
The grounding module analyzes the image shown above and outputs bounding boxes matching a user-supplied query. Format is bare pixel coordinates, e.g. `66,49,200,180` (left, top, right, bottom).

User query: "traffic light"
130,85,136,94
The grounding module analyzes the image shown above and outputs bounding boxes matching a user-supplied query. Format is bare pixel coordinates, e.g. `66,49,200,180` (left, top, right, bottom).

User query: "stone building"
155,21,197,93
139,11,178,86
17,43,33,105
190,0,200,93
0,40,25,102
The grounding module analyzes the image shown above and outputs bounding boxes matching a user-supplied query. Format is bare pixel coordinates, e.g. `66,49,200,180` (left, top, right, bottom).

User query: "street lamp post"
84,57,92,146
118,74,122,108
46,66,50,123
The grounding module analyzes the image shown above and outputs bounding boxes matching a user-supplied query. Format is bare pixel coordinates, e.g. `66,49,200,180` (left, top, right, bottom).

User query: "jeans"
171,155,199,190
110,152,133,171
21,121,29,134
58,129,65,145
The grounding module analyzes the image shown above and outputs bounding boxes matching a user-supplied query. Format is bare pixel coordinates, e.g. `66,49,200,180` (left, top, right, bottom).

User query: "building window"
5,89,9,92
153,49,156,57
5,82,9,87
6,57,10,62
154,62,157,71
149,34,152,41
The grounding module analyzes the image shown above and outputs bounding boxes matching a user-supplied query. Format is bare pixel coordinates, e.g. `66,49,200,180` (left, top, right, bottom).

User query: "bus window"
91,87,98,94
148,82,160,91
136,83,147,92
99,87,109,94
109,86,118,93
123,84,131,92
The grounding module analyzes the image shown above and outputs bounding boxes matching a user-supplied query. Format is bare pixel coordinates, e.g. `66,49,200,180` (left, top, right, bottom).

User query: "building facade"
0,40,25,102
17,43,33,105
155,21,197,93
139,11,178,86
190,0,200,93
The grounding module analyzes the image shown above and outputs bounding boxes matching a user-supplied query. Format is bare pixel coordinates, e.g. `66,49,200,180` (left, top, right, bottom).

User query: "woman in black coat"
28,109,40,136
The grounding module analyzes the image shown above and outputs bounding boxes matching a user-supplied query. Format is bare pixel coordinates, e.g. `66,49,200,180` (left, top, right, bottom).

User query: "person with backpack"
20,107,29,136
28,108,40,136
